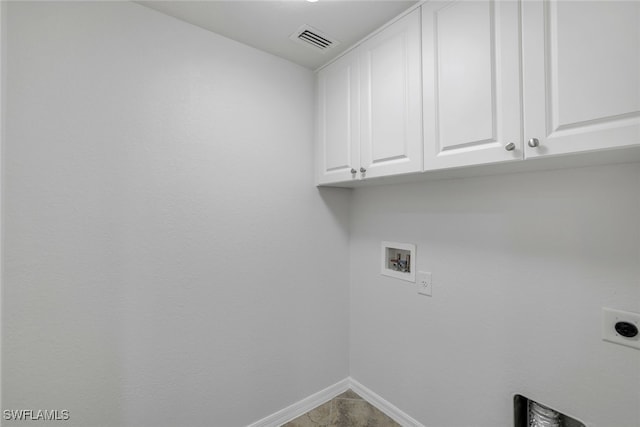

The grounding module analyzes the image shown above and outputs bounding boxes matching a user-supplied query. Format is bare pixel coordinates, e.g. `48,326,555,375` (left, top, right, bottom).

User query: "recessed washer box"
381,241,415,282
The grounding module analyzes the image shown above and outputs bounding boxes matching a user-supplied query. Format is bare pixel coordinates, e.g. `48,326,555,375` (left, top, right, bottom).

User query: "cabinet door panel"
523,0,640,158
423,0,522,170
316,52,359,184
360,9,422,179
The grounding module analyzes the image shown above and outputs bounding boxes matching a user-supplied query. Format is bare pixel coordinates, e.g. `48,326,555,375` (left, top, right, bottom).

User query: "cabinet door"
422,0,522,170
522,0,640,158
316,51,360,185
359,9,423,179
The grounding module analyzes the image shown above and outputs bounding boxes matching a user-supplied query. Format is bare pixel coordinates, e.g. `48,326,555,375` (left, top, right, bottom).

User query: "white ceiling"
137,0,418,70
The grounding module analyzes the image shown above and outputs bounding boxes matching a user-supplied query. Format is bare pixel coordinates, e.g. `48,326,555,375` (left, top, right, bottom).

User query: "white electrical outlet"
417,271,432,296
602,308,640,350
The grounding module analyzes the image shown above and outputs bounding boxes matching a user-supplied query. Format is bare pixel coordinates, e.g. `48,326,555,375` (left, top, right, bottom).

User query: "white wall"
349,163,640,427
5,3,640,427
2,2,350,426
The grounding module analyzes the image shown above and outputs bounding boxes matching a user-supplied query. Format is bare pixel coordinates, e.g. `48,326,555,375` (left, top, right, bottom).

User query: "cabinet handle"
528,138,540,148
350,168,357,174
504,142,516,151
360,167,367,173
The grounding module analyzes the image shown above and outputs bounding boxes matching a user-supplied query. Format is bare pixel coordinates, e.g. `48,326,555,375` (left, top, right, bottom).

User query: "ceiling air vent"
290,25,339,53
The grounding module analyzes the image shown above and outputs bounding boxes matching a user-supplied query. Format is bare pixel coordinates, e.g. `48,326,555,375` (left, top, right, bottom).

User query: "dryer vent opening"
514,395,585,427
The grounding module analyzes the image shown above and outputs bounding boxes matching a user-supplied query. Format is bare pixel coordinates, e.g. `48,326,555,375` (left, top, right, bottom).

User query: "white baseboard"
348,378,426,427
247,378,350,427
246,377,425,427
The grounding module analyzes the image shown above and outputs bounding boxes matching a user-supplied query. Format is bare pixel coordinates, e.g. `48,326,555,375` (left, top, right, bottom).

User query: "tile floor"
282,389,401,427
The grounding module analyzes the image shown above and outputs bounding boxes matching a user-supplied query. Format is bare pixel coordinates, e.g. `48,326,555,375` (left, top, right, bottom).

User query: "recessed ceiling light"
306,0,319,3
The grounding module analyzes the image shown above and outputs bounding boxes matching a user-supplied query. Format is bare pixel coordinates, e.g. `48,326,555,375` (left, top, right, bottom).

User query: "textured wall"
2,2,350,426
349,163,640,427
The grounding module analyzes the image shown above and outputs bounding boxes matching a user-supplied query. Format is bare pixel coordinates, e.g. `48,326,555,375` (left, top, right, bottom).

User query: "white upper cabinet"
522,0,640,158
316,1,639,186
316,50,360,185
316,9,422,185
422,0,522,170
359,9,423,179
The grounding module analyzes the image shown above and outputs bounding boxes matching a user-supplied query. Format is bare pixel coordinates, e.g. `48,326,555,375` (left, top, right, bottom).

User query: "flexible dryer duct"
529,401,562,427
